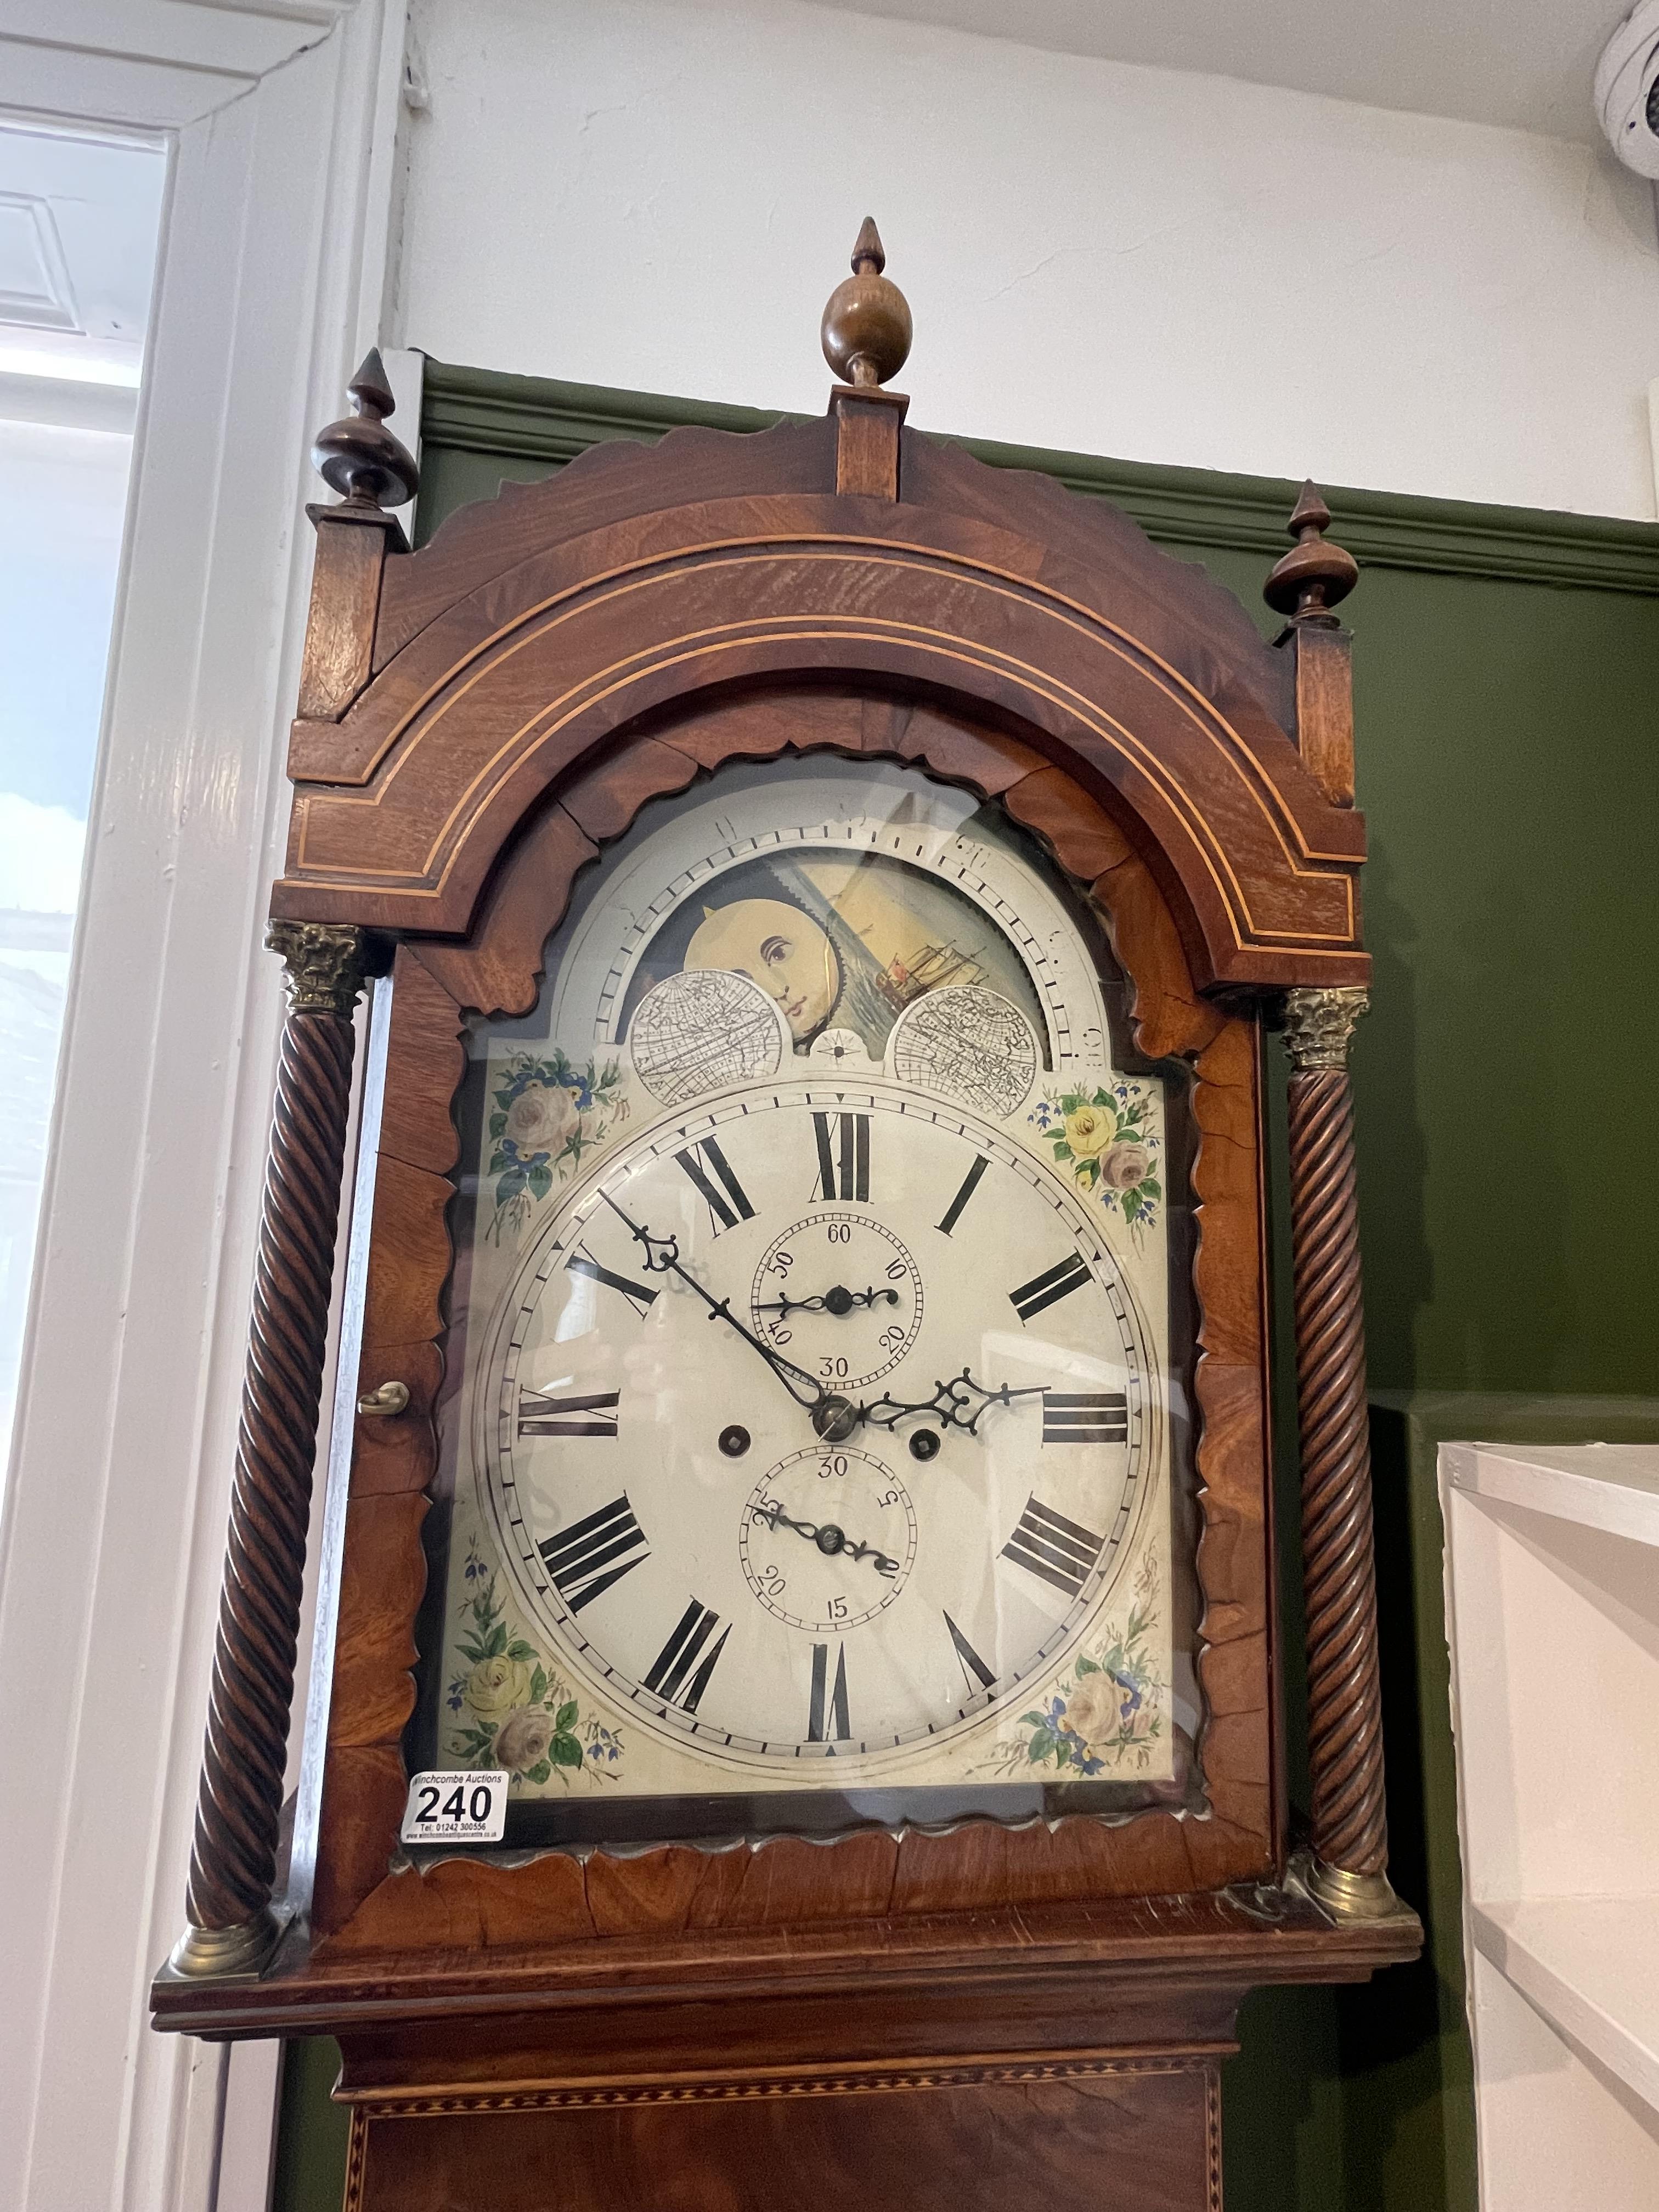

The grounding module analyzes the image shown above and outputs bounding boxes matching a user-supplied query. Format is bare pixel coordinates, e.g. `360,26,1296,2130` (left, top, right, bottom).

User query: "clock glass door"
405,751,1205,1848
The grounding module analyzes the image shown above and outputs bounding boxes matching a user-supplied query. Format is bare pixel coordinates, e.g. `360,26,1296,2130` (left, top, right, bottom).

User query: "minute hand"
598,1190,855,1434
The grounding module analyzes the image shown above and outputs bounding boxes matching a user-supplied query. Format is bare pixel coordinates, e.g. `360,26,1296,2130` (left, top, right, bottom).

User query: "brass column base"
1294,1852,1403,1923
165,1904,290,1980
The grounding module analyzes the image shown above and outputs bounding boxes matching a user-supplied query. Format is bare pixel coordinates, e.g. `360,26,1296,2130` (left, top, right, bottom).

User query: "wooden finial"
311,348,420,511
821,217,912,388
1264,479,1358,619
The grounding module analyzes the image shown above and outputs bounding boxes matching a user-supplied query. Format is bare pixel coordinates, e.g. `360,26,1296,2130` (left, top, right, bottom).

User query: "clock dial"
423,756,1181,1834
477,1085,1152,1770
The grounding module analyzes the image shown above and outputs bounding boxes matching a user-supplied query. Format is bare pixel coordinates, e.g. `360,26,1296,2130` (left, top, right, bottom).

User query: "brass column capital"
1282,984,1369,1071
268,919,366,1019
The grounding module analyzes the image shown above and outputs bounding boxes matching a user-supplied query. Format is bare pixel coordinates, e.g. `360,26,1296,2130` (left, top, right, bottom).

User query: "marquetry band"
287,578,1364,966
344,2051,1221,2119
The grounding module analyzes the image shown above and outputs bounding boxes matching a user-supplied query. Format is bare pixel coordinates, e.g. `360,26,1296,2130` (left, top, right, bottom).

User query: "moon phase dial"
750,1215,923,1390
740,1447,917,1633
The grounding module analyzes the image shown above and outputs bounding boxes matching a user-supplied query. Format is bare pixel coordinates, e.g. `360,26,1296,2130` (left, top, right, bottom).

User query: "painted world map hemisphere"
627,968,788,1104
889,984,1039,1119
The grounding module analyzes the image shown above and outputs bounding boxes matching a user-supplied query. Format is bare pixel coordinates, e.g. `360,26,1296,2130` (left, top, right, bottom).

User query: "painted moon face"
685,897,840,1041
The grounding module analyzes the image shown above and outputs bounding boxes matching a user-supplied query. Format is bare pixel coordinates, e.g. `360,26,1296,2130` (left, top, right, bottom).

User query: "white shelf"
1444,1434,1659,2208
1443,1441,1659,1548
1472,1896,1659,2115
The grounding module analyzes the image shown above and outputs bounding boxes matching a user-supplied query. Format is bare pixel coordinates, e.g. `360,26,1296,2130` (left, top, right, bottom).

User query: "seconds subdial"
751,1214,922,1390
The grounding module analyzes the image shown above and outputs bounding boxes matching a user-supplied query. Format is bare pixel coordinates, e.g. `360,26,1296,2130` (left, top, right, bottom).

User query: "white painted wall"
0,5,409,2209
394,0,1659,520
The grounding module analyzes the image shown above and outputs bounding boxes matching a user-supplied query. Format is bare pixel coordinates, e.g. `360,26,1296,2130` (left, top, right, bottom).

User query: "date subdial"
750,1213,922,1390
739,1446,917,1632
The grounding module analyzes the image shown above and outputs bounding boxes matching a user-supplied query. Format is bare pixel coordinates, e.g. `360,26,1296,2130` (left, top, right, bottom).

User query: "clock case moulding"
150,249,1420,2212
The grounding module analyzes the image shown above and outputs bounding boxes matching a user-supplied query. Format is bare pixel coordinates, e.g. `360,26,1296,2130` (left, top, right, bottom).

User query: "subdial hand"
858,1368,1047,1440
752,1282,900,1320
599,1190,859,1437
749,1500,900,1578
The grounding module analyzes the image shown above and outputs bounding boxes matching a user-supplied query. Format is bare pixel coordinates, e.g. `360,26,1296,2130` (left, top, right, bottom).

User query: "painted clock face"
477,1084,1150,1768
425,758,1181,1838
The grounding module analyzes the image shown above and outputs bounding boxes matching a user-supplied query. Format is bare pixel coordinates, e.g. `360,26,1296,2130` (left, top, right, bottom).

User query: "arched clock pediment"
279,422,1365,995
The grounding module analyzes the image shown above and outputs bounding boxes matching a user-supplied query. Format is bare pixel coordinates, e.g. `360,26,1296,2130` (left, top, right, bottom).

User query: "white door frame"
0,5,408,2207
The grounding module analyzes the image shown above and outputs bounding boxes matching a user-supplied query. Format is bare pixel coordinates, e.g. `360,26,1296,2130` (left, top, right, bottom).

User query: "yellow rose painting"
1063,1103,1116,1159
465,1653,532,1718
1030,1079,1161,1235
445,1547,626,1790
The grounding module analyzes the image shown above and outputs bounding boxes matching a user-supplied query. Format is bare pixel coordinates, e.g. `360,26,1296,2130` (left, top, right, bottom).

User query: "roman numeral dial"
936,1153,989,1237
567,1245,658,1318
486,1079,1158,1775
1042,1391,1127,1444
944,1612,995,1696
808,1641,852,1743
538,1495,648,1610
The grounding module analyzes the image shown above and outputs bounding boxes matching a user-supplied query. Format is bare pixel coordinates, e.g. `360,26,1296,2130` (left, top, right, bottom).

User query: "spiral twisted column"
1282,985,1397,1922
168,922,366,1977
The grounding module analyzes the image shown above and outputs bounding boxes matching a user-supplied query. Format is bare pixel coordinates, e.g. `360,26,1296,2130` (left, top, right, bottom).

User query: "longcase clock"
151,223,1420,2211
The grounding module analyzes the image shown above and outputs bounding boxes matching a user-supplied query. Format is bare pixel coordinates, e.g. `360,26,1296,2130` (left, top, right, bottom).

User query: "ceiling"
0,120,167,431
804,0,1627,144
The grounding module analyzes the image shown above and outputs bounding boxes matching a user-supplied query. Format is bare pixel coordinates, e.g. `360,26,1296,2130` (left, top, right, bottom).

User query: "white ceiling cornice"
798,0,1626,146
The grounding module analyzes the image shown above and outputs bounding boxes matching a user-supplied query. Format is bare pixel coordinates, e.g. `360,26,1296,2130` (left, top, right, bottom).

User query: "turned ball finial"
311,348,420,511
1264,479,1358,619
821,218,913,389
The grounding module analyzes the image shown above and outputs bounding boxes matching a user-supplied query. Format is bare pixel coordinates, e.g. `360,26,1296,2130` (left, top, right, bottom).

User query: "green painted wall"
270,368,1659,2210
1205,543,1658,1399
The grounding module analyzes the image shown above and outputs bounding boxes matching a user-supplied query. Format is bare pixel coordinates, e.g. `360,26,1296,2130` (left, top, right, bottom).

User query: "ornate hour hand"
857,1367,1046,1440
749,1500,900,1579
599,1190,859,1436
753,1282,900,1320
